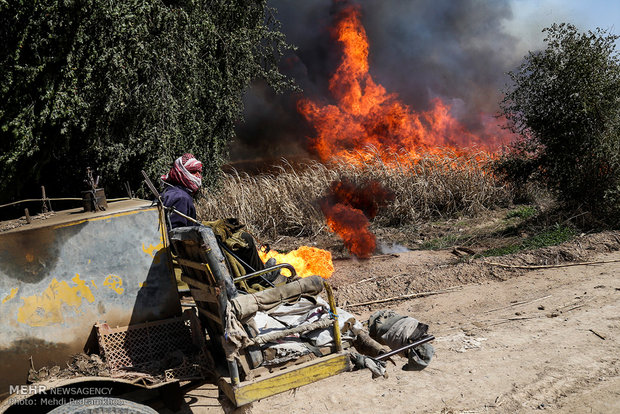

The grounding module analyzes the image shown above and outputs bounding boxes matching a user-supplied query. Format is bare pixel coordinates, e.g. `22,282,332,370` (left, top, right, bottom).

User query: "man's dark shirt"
161,185,199,229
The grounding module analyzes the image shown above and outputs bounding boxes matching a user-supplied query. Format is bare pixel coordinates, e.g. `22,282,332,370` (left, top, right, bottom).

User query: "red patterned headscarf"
161,153,203,193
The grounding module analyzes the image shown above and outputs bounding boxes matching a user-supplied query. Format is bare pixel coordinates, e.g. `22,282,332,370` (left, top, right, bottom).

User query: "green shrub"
483,224,576,257
505,205,537,220
500,23,620,225
0,0,294,202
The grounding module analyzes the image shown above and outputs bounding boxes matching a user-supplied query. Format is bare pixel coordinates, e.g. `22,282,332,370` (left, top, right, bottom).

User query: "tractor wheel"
48,397,158,414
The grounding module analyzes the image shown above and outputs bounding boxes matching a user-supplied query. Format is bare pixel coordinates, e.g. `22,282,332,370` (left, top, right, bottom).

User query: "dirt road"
184,249,620,413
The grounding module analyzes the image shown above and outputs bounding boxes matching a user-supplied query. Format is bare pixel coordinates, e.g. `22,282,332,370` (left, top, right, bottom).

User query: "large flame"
289,5,511,261
259,246,334,279
297,5,510,163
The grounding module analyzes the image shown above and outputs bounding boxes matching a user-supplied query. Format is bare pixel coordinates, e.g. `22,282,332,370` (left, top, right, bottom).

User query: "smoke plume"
232,0,520,162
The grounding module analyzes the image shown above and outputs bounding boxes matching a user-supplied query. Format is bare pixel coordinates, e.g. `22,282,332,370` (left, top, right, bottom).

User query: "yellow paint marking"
88,259,91,264
138,282,147,288
17,274,95,327
103,275,124,295
91,280,98,289
226,354,351,406
142,235,164,264
142,241,162,257
2,288,19,304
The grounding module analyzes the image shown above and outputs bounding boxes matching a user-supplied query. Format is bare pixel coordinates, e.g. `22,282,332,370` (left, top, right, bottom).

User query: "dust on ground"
180,231,620,414
330,230,620,307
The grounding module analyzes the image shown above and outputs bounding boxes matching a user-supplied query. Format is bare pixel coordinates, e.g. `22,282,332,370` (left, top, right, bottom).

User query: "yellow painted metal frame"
218,352,351,407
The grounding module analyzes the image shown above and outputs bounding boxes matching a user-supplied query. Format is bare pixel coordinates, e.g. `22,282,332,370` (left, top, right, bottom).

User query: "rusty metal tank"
0,200,180,397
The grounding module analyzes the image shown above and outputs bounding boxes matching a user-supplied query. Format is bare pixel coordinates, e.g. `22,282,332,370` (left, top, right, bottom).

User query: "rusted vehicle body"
0,200,181,410
0,197,356,413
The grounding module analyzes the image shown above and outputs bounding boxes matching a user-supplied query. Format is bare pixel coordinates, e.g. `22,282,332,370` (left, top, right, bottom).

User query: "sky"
233,0,620,161
505,0,620,53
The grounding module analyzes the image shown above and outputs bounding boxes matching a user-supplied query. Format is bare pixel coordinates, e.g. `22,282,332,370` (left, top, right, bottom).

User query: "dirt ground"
180,232,620,414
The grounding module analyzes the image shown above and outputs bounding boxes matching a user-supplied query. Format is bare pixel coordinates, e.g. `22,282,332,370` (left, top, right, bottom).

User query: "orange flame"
259,246,334,279
297,5,510,163
319,178,394,258
323,204,375,258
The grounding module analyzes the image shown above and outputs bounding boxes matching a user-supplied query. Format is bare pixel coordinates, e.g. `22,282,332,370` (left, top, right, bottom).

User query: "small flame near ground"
259,245,334,279
320,179,395,259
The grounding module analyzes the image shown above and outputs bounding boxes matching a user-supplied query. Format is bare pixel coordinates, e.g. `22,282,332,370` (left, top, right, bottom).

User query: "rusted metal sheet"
0,200,180,397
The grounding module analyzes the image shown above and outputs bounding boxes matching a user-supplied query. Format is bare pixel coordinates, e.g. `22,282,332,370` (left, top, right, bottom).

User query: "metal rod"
227,359,240,386
125,181,133,199
41,186,48,213
218,242,290,288
232,263,296,283
372,335,435,361
0,198,85,209
249,318,333,346
218,241,256,272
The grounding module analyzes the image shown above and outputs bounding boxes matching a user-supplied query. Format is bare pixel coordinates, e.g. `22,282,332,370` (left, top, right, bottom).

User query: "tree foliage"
499,23,620,223
0,0,294,204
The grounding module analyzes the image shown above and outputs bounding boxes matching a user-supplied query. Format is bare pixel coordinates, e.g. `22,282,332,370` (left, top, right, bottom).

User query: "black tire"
48,397,157,414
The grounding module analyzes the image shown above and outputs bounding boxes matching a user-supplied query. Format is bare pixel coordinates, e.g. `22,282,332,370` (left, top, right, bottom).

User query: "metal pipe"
218,242,277,288
232,263,296,283
372,335,435,361
249,318,333,346
0,198,84,209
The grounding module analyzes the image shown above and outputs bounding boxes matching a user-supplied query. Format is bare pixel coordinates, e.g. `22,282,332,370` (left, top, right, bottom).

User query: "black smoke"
231,0,519,163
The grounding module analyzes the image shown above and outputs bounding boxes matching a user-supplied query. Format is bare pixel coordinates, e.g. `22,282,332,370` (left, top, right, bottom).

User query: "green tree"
499,23,620,223
0,0,293,204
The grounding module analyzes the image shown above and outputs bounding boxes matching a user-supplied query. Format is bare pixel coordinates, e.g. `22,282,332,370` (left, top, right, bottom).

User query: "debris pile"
27,353,110,383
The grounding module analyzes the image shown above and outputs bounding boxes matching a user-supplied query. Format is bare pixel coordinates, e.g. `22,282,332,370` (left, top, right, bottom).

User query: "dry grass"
195,149,514,241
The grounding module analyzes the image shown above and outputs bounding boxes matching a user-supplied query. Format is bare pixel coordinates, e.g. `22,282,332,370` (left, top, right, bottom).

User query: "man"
161,153,279,286
161,153,203,229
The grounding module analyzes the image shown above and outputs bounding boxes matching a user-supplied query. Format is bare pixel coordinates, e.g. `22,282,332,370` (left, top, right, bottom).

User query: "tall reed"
196,149,513,240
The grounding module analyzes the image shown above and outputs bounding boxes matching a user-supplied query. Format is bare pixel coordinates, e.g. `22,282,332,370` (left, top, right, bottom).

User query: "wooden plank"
197,307,223,325
176,257,210,273
177,258,218,285
189,288,218,304
186,280,219,297
219,353,351,407
181,275,212,291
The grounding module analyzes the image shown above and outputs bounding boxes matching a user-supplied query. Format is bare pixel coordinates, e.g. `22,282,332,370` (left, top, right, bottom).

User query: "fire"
259,245,334,279
293,5,512,259
297,5,510,163
323,204,374,258
320,179,394,259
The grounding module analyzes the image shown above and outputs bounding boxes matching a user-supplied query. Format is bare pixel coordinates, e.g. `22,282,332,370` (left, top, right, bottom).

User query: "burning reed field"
197,5,519,258
196,150,515,252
